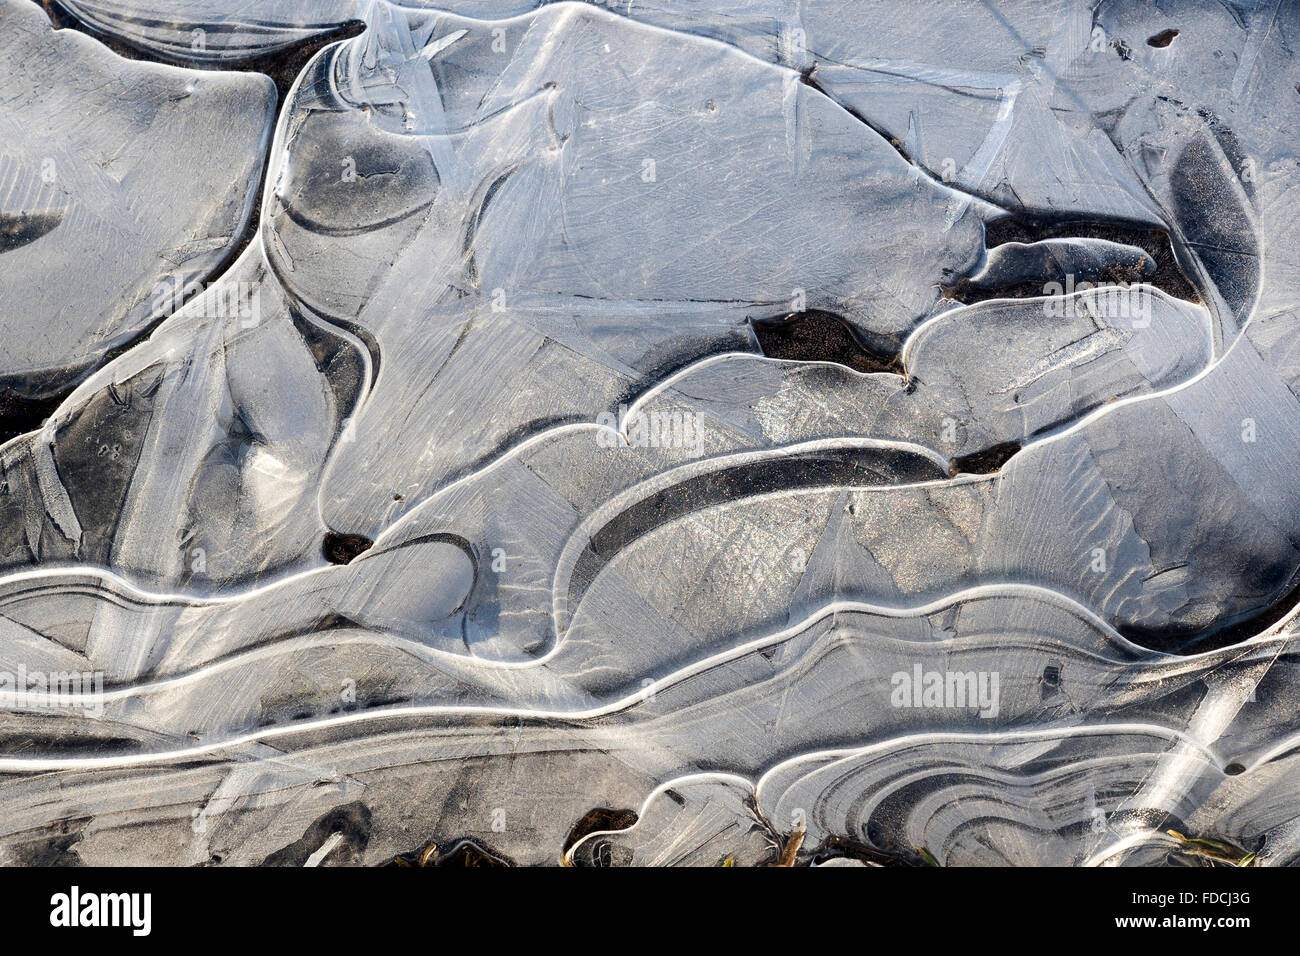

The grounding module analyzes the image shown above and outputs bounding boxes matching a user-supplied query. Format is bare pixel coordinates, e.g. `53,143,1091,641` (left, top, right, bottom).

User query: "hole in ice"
949,441,1022,476
751,311,902,374
562,806,638,863
322,532,373,565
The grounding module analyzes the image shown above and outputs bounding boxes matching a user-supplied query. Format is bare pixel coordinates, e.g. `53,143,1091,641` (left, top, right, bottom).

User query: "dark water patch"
953,217,1199,305
813,835,926,867
0,387,65,446
0,732,137,754
752,310,903,374
949,441,1021,476
0,211,64,253
563,806,638,865
1120,561,1300,654
322,531,373,565
1169,136,1259,324
263,802,371,866
388,838,514,867
3,815,91,866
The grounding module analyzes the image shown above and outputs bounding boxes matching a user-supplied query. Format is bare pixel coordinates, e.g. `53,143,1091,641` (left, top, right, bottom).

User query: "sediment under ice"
0,0,1298,866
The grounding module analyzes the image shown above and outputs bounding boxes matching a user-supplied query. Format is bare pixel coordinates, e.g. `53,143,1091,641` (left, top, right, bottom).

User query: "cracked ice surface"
0,0,1298,866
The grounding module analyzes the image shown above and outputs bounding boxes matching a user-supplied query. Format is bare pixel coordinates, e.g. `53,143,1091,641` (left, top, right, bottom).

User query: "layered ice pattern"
1,0,1299,866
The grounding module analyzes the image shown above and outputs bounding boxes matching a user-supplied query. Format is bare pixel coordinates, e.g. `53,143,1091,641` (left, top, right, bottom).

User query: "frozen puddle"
0,0,1297,866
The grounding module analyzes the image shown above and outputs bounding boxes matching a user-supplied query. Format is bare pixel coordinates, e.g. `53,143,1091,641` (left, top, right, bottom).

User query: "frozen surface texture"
0,0,1298,866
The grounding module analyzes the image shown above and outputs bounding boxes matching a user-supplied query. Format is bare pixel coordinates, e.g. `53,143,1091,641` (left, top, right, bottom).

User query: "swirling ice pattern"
0,0,1298,866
